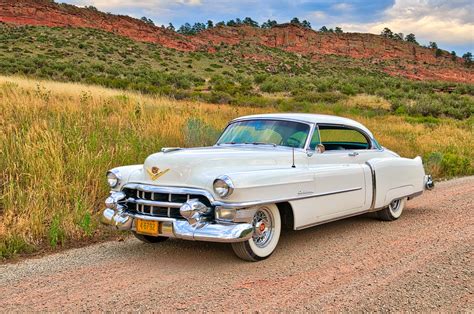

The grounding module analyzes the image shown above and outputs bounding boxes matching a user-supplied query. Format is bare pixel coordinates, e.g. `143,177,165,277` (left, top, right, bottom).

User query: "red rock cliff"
1,0,472,83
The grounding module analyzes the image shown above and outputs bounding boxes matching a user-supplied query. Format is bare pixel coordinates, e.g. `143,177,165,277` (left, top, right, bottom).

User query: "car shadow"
119,208,423,267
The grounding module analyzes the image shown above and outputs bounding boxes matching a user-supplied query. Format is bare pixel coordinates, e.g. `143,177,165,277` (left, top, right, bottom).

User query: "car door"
297,125,368,225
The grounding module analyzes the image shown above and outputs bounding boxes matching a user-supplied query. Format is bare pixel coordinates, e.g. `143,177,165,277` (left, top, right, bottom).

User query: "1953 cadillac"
101,113,434,261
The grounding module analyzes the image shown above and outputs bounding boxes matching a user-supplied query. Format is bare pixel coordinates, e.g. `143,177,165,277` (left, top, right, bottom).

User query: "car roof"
233,113,374,138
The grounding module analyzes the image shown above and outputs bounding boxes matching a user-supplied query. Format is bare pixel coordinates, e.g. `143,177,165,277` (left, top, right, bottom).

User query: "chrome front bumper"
101,208,253,243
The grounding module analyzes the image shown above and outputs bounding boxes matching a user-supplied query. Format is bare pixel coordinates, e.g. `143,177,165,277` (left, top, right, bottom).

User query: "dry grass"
1,75,472,258
345,94,392,110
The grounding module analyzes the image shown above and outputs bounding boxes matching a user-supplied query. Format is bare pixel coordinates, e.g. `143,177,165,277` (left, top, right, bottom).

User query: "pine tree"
381,27,393,39
261,19,277,29
405,33,418,45
290,17,301,25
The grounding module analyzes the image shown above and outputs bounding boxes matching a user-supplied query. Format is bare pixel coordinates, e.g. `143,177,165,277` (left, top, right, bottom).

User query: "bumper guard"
101,208,253,243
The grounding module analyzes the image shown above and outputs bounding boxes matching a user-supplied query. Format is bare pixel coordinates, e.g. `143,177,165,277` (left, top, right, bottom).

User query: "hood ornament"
146,166,170,181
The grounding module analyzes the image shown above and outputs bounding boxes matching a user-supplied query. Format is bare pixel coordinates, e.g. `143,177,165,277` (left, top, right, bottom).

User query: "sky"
60,0,474,56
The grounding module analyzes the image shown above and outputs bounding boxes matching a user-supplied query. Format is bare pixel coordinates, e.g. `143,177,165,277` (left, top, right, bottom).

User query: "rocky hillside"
0,0,472,83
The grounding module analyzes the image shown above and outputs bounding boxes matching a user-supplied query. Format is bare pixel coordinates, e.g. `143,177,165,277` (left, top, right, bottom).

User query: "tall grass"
0,76,472,258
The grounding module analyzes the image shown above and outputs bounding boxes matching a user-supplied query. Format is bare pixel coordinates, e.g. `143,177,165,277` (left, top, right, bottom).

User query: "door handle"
348,151,359,157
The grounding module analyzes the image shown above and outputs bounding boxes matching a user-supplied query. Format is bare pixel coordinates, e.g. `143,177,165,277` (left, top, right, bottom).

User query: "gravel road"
1,177,473,311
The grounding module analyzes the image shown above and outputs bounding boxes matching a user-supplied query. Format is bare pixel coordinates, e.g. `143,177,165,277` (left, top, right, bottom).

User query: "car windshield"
217,119,310,148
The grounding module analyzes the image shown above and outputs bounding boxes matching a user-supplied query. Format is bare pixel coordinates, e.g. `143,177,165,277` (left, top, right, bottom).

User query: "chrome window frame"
306,123,322,151
308,123,383,153
215,118,315,151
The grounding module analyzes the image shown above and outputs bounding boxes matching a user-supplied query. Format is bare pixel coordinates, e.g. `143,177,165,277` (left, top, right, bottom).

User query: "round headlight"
106,171,121,188
213,175,234,198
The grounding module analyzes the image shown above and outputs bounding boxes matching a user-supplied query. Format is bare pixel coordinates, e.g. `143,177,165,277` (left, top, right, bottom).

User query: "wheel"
231,204,281,262
376,197,407,221
133,232,169,243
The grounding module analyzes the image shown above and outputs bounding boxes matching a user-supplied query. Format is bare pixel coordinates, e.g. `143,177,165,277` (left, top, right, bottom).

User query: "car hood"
128,146,307,190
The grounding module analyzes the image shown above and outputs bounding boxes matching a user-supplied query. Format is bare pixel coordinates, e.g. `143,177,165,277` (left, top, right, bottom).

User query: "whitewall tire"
231,204,281,261
376,197,407,221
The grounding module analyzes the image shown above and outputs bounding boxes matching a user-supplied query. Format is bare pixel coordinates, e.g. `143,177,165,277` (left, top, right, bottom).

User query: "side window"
318,125,370,151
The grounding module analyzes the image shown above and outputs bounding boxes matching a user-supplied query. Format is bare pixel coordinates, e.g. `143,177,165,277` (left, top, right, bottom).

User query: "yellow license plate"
136,219,159,236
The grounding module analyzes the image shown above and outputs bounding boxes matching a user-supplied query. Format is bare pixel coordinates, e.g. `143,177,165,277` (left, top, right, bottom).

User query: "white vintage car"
102,113,434,261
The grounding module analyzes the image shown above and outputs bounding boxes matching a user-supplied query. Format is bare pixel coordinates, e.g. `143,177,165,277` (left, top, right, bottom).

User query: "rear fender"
367,156,425,209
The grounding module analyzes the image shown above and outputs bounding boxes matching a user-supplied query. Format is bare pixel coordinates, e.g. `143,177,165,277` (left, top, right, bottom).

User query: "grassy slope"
1,24,473,120
1,75,473,259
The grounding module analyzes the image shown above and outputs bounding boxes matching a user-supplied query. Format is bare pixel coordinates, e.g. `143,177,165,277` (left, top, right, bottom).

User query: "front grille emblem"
146,166,170,181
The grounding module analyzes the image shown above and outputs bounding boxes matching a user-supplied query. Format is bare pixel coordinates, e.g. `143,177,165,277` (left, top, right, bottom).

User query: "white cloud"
341,0,474,45
331,3,352,11
176,0,202,6
309,10,328,21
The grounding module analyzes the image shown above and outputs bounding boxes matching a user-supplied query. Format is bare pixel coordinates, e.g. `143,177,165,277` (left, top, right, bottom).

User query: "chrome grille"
122,187,212,219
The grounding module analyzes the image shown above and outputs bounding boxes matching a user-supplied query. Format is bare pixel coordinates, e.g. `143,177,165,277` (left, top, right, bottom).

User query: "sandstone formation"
0,0,472,83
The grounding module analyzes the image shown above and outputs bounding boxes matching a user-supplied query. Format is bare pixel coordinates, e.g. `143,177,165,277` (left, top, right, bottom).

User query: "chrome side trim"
365,162,377,210
127,198,182,208
214,187,363,209
123,184,362,210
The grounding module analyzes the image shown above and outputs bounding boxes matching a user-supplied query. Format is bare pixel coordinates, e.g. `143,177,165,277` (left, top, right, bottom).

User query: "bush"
426,152,473,178
294,92,347,104
259,76,288,93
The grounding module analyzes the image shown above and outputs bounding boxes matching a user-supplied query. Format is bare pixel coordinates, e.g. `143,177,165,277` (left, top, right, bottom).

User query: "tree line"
169,17,318,35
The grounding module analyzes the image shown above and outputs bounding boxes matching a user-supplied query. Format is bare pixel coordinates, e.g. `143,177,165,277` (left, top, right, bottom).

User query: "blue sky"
60,0,473,55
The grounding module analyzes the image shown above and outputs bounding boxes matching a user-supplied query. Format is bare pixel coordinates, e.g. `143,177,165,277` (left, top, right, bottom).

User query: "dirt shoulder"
1,177,472,311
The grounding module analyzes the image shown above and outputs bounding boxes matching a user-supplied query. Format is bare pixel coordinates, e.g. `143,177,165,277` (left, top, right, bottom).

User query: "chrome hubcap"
389,199,401,214
252,208,273,248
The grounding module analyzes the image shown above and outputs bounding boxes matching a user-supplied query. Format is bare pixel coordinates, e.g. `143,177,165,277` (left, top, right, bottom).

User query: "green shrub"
426,151,473,178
